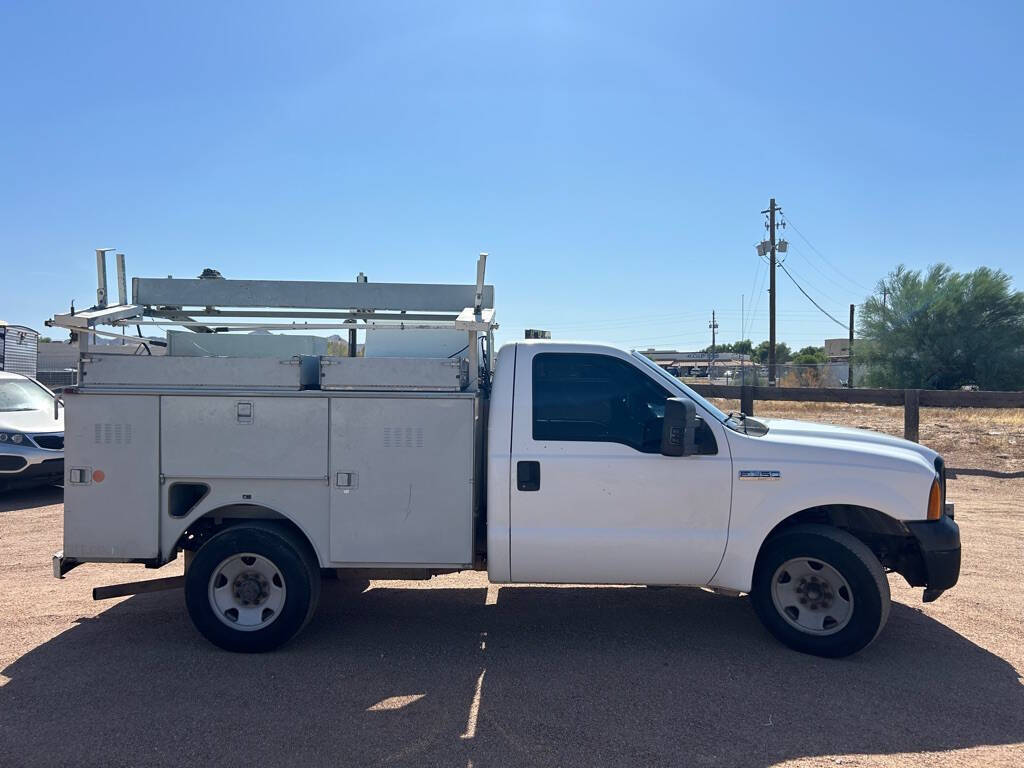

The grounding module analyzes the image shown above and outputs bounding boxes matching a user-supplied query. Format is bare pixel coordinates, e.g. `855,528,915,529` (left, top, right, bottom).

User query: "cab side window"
532,353,676,453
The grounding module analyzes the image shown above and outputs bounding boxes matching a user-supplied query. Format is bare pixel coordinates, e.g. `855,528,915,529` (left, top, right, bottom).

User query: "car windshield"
0,379,55,412
631,351,736,426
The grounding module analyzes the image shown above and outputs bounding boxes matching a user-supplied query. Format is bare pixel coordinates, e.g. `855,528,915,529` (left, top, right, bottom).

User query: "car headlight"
0,432,27,444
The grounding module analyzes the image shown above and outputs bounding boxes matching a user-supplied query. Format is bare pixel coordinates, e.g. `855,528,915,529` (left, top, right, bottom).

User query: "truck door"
508,348,732,585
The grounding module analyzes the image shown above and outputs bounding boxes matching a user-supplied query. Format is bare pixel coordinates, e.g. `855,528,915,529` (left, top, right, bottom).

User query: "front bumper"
906,515,961,601
0,439,64,489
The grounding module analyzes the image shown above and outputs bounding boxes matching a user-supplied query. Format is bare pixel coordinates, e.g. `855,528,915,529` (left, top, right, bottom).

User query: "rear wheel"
751,524,890,658
185,522,321,653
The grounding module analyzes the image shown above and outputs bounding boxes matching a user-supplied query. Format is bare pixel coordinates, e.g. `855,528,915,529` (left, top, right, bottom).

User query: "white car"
0,371,64,491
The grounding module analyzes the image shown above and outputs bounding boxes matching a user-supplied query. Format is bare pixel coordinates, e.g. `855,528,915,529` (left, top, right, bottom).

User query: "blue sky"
3,1,1021,351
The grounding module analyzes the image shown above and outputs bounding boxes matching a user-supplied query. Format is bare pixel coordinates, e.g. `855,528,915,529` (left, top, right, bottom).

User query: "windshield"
0,378,55,413
631,352,734,425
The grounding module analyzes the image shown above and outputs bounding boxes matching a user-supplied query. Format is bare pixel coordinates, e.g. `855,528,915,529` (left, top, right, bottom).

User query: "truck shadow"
1,582,1021,767
0,484,62,513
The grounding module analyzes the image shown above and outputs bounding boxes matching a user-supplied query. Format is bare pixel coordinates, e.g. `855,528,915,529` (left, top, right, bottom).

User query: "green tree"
792,345,827,364
858,264,1024,389
703,339,753,355
728,339,753,356
751,340,792,364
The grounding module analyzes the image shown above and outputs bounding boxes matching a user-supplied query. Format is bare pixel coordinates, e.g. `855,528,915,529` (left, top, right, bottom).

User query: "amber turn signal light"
927,479,942,520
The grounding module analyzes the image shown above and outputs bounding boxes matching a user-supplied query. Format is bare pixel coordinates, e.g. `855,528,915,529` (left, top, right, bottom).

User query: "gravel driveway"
1,478,1022,767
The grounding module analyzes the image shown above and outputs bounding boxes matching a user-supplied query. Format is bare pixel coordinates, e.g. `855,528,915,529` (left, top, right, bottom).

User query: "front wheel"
751,524,890,658
185,522,321,653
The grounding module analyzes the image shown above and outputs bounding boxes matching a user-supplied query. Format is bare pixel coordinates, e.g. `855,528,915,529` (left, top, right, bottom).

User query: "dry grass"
709,399,1024,472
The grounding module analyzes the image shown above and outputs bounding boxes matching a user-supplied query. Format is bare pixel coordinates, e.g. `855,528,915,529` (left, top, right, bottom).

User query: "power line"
746,256,769,338
781,215,873,292
743,255,765,340
786,241,864,297
777,259,841,306
778,262,848,330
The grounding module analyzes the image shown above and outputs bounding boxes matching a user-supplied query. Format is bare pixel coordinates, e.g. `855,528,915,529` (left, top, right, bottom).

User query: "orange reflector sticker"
927,480,941,520
92,470,105,483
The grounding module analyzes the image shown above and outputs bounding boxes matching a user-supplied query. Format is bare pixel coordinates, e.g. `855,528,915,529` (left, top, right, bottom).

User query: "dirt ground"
1,406,1022,767
709,399,1024,476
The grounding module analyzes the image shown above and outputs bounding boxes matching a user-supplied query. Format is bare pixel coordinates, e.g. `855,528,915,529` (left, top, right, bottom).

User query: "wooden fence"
690,384,1024,443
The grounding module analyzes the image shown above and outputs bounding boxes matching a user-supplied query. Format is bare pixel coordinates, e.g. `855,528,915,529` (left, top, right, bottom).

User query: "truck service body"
49,253,960,657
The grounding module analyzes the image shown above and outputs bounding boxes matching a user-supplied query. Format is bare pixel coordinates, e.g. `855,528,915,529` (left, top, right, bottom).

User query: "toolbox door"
64,394,160,559
329,396,475,565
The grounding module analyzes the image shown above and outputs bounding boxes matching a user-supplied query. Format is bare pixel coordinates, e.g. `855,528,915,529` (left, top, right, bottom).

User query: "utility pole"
709,310,718,381
761,198,781,386
848,304,855,388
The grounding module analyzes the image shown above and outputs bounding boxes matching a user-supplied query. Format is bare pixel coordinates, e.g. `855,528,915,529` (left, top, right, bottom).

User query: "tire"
185,522,321,653
751,524,890,658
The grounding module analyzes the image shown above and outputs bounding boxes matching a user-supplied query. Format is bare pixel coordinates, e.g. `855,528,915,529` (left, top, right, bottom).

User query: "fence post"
741,385,755,417
904,389,920,442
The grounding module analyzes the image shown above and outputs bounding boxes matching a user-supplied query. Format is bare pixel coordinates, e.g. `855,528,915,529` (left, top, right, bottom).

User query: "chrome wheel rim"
770,557,853,636
208,553,286,632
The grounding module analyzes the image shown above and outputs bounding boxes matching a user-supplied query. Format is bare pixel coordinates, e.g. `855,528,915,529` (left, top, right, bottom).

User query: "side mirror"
661,398,696,457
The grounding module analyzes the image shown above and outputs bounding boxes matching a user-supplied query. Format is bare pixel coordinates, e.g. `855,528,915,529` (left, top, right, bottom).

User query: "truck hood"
757,418,939,466
0,408,64,434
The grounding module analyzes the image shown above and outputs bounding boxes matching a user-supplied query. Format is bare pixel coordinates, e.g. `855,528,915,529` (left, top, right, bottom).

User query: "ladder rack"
48,251,498,391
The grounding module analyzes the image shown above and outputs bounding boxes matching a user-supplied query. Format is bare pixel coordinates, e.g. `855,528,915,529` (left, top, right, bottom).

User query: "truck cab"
487,341,960,656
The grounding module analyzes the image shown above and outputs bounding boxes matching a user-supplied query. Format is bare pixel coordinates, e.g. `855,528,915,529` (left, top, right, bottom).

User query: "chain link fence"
691,362,865,388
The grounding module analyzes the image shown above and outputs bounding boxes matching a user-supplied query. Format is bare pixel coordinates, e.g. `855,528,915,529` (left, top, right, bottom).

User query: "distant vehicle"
0,372,64,491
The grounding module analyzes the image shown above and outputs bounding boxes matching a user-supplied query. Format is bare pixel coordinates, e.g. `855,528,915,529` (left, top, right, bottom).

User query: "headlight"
0,432,27,444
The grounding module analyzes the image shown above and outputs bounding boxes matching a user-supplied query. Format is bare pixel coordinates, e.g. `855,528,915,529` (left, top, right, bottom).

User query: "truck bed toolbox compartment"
329,395,476,565
319,356,467,392
80,354,319,390
161,396,328,479
63,394,160,560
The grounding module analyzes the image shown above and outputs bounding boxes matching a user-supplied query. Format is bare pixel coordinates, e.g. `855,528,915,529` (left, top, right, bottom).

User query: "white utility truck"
49,252,960,657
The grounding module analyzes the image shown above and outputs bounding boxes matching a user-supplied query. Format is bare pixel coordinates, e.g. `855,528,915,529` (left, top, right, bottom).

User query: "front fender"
709,433,935,592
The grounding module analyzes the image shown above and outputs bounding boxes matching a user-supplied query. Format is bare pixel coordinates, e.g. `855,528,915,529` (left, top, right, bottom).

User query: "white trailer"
48,251,960,657
0,322,39,378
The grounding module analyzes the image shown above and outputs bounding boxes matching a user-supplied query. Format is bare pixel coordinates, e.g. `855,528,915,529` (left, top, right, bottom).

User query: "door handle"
517,461,540,491
336,471,358,489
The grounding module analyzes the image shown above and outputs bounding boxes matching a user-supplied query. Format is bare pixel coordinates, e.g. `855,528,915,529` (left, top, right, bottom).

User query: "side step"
93,576,184,601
